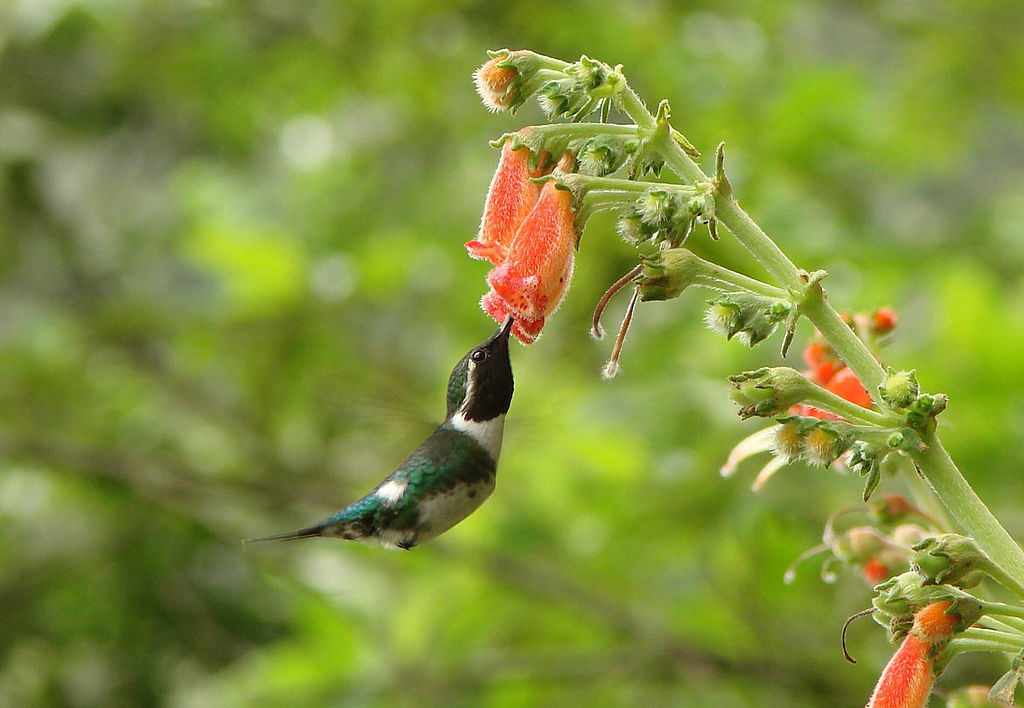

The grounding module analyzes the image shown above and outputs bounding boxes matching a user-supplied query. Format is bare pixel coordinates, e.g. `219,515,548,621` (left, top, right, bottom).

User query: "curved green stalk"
614,65,1024,589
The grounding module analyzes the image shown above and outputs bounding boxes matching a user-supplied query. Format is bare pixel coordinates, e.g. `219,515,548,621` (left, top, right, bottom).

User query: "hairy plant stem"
950,638,1024,656
615,76,1024,588
910,433,1024,588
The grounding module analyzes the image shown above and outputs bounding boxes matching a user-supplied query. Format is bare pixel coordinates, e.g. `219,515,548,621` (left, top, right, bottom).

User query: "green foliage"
2,1,1023,705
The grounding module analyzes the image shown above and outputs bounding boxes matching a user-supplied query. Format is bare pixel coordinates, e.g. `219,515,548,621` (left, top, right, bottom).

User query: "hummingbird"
249,316,514,550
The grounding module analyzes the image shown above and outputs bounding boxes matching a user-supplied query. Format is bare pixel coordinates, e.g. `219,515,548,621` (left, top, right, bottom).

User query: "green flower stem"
613,66,1024,591
981,558,1024,602
987,601,1024,623
800,390,896,429
688,259,789,299
950,637,1024,656
895,455,954,532
910,432,1024,589
982,615,1024,635
962,627,1024,645
577,189,647,224
523,122,640,141
564,172,697,196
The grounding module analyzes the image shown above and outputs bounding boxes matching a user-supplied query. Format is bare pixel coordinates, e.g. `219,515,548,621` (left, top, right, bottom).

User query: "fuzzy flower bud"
835,526,888,564
706,292,791,347
802,423,851,467
535,55,610,121
728,367,812,419
573,135,638,176
473,49,564,113
879,367,921,409
871,307,898,335
772,418,806,459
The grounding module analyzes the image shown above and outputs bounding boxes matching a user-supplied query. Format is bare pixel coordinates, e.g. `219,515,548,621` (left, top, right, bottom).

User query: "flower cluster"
469,139,579,344
784,494,934,587
790,334,872,421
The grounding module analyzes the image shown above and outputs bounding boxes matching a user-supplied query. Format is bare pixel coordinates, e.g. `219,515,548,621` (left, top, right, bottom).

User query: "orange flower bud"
474,57,519,112
872,307,898,335
803,342,841,384
485,169,577,326
864,557,892,585
466,138,544,266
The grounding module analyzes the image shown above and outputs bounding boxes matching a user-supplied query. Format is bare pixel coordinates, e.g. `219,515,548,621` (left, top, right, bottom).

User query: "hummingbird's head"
446,316,514,421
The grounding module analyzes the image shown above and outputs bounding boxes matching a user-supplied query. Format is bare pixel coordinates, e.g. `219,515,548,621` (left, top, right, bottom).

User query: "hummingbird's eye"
470,349,487,363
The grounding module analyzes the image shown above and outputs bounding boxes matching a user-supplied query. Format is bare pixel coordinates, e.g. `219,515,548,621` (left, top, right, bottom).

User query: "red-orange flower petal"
872,307,898,335
868,634,934,708
480,289,544,344
466,139,542,266
486,177,576,322
863,557,891,585
826,367,873,409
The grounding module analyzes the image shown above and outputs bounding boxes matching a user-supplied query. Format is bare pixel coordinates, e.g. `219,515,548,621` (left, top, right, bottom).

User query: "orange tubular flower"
868,601,962,708
826,367,873,409
466,137,544,266
480,155,578,344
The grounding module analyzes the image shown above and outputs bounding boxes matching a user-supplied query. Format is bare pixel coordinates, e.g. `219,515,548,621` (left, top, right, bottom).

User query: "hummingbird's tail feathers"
244,525,323,544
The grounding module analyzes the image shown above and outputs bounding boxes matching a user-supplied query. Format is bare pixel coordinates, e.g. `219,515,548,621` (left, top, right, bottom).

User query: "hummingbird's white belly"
412,477,496,544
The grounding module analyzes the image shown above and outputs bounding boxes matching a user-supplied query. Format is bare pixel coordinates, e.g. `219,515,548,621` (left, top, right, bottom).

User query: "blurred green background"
3,1,1024,706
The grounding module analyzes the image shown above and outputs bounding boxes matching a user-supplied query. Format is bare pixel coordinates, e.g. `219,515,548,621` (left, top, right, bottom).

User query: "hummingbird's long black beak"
498,316,514,340
482,316,514,347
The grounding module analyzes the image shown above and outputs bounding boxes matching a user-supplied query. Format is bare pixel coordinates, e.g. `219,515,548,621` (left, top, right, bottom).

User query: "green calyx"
912,534,990,589
705,291,792,347
728,367,810,419
879,367,920,409
871,571,984,641
636,249,703,301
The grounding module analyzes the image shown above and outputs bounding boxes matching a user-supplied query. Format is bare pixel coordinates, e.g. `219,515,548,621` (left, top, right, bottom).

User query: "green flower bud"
637,249,701,302
892,523,931,548
945,686,1006,708
988,649,1024,705
728,367,811,419
573,135,638,176
705,292,792,347
878,367,920,409
616,210,656,245
636,189,674,225
706,301,742,338
834,526,887,564
912,534,990,588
